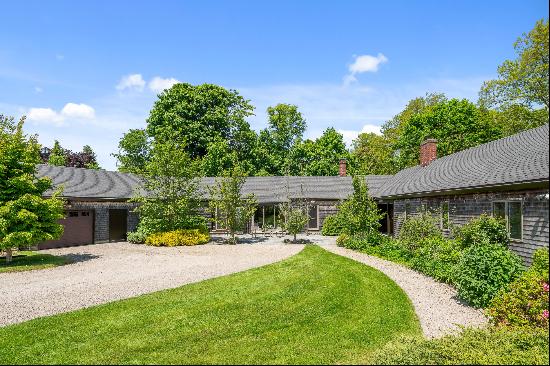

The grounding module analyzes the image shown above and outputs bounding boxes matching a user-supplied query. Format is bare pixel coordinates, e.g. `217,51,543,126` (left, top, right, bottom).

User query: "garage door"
38,210,94,249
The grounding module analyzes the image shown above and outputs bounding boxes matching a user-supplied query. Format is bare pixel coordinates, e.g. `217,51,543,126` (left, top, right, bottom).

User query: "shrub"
321,215,347,236
454,243,524,308
145,229,210,247
487,248,549,328
398,213,442,251
127,230,147,244
368,326,549,365
336,233,350,247
454,214,509,248
409,237,462,284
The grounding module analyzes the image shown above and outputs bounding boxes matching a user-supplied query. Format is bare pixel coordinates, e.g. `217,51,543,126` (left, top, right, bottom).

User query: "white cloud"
34,86,43,93
344,53,388,85
116,74,146,91
61,103,95,119
27,103,95,126
338,124,382,148
148,76,180,93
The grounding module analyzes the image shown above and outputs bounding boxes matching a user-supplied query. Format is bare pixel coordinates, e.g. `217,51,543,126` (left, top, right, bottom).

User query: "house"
36,124,549,263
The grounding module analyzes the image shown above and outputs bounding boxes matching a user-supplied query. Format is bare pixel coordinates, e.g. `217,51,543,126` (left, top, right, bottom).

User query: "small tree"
48,140,66,166
131,141,205,235
208,166,257,244
278,201,309,242
0,116,65,262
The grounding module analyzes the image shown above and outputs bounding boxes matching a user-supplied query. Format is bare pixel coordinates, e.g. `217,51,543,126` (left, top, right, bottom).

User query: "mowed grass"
0,251,70,273
0,245,421,365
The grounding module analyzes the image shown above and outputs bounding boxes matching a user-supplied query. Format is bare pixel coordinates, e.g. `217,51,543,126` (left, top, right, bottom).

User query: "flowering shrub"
454,214,509,248
455,243,524,308
145,229,210,247
487,248,549,328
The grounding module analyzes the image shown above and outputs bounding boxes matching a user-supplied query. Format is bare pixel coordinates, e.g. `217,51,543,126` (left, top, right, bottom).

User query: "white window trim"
492,200,523,241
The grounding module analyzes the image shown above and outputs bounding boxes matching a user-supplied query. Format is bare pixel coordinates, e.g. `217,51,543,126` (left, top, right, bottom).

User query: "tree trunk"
5,248,13,263
293,233,297,243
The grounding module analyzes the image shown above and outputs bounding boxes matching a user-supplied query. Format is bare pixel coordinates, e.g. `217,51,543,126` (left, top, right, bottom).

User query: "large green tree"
112,129,151,174
0,116,65,262
352,132,395,175
395,99,502,168
146,83,255,160
48,140,66,166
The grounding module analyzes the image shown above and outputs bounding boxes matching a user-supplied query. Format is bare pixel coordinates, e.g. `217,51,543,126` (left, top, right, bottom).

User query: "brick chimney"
339,159,347,177
420,139,437,167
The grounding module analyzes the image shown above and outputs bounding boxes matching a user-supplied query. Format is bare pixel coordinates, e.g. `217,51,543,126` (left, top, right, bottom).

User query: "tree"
48,140,66,166
340,176,383,236
278,202,309,243
294,128,351,176
352,132,395,175
480,19,549,111
112,129,151,174
131,141,205,235
0,115,65,262
81,145,100,169
395,99,502,168
147,83,255,159
208,166,257,244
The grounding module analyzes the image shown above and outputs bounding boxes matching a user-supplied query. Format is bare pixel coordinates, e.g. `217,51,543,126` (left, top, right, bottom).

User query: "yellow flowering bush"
145,229,210,247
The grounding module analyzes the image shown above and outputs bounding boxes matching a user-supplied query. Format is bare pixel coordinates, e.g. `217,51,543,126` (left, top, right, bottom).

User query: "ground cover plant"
0,246,421,365
0,251,70,273
145,229,210,247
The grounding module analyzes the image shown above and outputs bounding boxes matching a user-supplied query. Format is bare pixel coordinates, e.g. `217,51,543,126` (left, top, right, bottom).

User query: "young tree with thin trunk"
0,115,65,262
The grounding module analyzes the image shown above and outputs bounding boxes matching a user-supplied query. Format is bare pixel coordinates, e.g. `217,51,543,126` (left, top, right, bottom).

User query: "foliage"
126,230,147,244
454,214,509,248
208,166,257,244
145,229,210,247
409,237,462,284
395,98,502,169
47,140,66,166
41,141,101,169
488,248,549,328
398,212,443,251
351,132,395,175
0,246,421,364
454,243,524,308
278,202,309,242
112,129,151,174
480,18,549,111
327,176,383,236
131,141,204,235
0,115,65,262
321,214,348,236
0,250,70,273
368,326,549,365
146,83,255,160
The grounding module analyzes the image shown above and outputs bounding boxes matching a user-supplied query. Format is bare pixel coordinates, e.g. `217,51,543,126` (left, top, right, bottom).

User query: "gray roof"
377,124,550,198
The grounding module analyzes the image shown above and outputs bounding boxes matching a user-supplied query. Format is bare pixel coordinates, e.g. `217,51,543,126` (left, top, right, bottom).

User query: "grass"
0,251,70,273
0,245,420,365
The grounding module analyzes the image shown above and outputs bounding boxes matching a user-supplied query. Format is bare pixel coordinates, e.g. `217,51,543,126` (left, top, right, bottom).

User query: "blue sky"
1,0,548,170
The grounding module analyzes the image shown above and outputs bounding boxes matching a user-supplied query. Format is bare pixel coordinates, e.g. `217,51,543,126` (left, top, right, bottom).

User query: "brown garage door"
39,210,94,249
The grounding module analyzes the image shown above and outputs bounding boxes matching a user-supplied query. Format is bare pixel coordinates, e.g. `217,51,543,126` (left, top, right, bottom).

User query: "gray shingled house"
37,124,549,263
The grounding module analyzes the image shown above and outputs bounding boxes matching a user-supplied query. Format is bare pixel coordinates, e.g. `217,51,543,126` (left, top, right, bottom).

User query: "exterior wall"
65,200,138,243
392,189,550,264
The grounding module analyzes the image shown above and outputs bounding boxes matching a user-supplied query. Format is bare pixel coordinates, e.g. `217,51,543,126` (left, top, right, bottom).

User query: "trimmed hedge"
145,229,210,247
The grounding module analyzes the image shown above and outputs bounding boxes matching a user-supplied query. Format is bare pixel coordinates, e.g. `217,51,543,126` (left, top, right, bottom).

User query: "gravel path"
0,242,304,327
323,245,488,338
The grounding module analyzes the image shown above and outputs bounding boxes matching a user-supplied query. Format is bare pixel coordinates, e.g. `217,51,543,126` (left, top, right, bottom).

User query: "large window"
492,201,523,240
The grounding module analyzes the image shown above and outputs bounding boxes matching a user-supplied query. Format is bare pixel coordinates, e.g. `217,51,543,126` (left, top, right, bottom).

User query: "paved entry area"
0,242,304,327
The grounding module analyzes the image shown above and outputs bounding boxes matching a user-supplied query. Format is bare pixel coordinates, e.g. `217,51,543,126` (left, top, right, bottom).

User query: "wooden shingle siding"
393,189,549,265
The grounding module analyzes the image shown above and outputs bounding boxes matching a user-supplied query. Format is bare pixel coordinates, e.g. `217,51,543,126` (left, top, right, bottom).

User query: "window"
308,205,318,230
68,211,79,217
81,211,90,217
441,202,450,230
493,201,523,240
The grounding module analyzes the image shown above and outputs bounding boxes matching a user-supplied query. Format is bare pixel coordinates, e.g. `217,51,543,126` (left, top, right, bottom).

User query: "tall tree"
480,19,549,111
0,116,65,262
112,129,151,174
48,140,66,166
352,132,395,175
146,83,255,159
293,128,351,176
395,99,502,168
81,145,100,169
131,141,204,235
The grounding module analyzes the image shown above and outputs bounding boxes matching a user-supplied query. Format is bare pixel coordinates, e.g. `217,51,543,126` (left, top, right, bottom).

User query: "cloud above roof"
27,103,95,126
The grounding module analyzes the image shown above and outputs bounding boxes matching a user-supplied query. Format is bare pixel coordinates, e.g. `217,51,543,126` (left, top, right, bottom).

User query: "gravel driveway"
324,246,488,338
0,242,304,327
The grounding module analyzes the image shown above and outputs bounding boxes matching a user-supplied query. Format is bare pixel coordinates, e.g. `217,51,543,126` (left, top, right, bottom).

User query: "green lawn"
0,245,421,365
0,251,70,273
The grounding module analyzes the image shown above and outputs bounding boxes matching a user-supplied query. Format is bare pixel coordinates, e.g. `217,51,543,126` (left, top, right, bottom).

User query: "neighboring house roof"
37,164,142,200
377,124,550,199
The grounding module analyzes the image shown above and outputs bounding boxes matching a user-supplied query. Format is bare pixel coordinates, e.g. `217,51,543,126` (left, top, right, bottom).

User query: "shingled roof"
37,164,391,202
377,124,550,198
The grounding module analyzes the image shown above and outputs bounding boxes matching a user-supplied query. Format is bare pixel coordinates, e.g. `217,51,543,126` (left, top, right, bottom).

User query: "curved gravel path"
0,242,304,327
323,245,488,338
